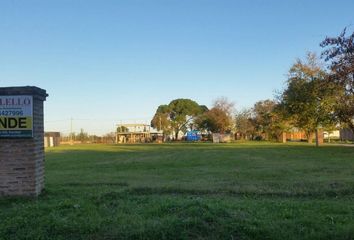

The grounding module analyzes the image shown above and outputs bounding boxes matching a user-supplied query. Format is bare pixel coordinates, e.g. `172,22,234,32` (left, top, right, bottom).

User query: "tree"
117,126,129,133
235,100,289,141
151,99,206,140
212,97,235,117
252,100,276,139
321,28,354,132
196,108,231,133
280,53,337,145
252,100,288,141
102,132,116,144
78,128,88,143
195,97,234,134
235,109,255,139
151,104,172,137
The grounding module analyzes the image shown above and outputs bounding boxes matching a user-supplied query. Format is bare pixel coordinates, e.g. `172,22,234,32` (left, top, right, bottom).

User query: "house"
340,129,354,141
116,123,162,143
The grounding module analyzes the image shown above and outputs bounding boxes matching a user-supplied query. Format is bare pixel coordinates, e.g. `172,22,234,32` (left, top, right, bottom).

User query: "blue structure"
186,130,201,141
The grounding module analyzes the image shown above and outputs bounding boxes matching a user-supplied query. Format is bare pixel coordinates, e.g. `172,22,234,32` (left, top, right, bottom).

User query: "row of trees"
150,28,354,144
235,99,284,141
279,28,354,142
64,129,116,144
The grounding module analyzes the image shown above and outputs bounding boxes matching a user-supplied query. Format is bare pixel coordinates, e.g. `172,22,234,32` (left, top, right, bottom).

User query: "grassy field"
1,142,354,240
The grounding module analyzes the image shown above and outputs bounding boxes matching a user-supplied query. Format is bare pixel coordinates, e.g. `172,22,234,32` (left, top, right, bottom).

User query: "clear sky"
0,0,353,135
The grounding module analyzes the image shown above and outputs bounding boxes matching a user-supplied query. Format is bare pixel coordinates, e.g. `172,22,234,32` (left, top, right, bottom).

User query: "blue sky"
0,0,353,135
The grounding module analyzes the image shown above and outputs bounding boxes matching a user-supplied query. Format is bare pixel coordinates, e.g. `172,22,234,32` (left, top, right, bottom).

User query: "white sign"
0,95,33,138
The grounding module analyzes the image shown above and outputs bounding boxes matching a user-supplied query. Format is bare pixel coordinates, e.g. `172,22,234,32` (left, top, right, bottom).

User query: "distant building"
116,123,162,143
323,130,340,142
44,132,60,147
340,129,354,141
212,133,232,143
285,129,307,141
284,129,342,143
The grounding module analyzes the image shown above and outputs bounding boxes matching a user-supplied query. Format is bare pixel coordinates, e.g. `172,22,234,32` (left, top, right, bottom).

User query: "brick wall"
0,86,48,197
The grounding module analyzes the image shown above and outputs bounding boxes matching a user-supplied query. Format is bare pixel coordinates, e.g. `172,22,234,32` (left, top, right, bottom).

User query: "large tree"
252,100,276,139
196,108,232,133
195,97,235,134
252,100,289,141
151,99,206,140
151,104,172,137
280,53,338,144
321,28,354,132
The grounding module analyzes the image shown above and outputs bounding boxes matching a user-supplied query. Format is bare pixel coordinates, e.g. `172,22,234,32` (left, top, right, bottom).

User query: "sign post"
0,87,48,197
0,95,34,138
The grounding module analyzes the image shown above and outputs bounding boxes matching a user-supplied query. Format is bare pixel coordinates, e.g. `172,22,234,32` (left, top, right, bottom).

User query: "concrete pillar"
0,86,48,197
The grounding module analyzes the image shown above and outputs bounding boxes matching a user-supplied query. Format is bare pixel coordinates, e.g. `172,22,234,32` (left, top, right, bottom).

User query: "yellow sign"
0,117,33,130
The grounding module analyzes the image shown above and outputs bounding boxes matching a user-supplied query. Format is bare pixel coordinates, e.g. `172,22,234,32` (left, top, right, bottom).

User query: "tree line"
151,28,354,144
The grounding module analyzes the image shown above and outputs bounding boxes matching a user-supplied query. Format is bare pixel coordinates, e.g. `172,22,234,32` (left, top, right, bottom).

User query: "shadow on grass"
125,186,354,199
60,182,129,187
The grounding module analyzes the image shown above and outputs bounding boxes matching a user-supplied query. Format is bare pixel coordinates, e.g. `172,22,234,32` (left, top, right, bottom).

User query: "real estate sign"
0,95,33,138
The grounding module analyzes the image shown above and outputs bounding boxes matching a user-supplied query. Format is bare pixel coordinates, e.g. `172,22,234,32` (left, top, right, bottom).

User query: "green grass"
1,142,354,239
